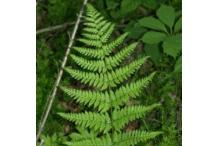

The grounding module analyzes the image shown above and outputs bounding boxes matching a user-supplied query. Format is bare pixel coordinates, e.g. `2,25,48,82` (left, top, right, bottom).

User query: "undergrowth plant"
58,4,162,146
139,4,182,59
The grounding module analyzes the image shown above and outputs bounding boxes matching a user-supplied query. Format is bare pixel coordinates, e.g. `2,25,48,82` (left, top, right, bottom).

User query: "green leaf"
163,34,182,58
142,0,158,10
125,21,146,39
174,17,182,33
138,16,167,32
120,0,142,16
105,0,119,10
157,5,176,29
144,44,161,65
174,56,182,72
113,130,163,146
142,31,167,44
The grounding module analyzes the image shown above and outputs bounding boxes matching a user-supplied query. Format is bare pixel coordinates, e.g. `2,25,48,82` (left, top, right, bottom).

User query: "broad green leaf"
144,44,161,65
138,16,167,32
157,5,176,29
120,0,142,16
174,17,182,33
106,0,119,10
142,0,158,10
163,34,182,58
142,31,167,44
176,10,182,18
174,56,182,72
125,21,147,39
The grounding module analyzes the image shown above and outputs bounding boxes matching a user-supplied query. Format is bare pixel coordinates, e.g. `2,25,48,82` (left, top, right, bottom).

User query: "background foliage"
36,0,181,145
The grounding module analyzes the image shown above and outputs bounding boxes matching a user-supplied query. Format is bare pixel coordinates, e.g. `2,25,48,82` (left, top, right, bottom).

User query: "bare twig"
36,0,88,141
39,139,44,146
36,22,75,35
36,22,125,35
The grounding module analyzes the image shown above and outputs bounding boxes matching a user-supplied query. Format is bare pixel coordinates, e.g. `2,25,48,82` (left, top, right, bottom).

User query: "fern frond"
59,4,161,145
60,86,110,112
112,104,161,130
65,136,111,146
97,20,108,28
69,133,94,143
86,4,100,18
78,38,102,47
95,16,105,24
71,43,138,73
83,27,99,34
73,33,128,59
102,33,128,56
111,72,156,108
84,18,107,29
73,47,104,59
113,130,162,146
98,22,114,42
65,57,147,90
58,112,111,133
69,127,98,142
70,54,106,72
105,43,139,70
102,57,148,88
83,4,114,44
100,24,115,42
60,72,155,112
81,33,100,40
80,19,116,45
83,22,96,28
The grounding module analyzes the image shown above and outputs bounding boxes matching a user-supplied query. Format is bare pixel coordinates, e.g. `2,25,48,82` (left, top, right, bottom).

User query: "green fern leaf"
65,57,147,90
83,27,99,34
60,86,110,112
70,54,106,72
112,104,161,130
73,46,104,59
81,33,100,40
102,33,128,56
58,112,111,133
78,38,102,47
65,136,112,146
69,127,98,142
111,72,156,108
113,130,162,146
71,43,138,73
101,24,115,42
73,33,128,59
105,42,139,70
58,4,161,146
60,72,155,112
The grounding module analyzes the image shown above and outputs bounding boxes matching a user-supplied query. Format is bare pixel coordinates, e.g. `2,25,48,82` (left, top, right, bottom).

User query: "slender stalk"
39,139,44,146
36,22,75,35
36,0,88,141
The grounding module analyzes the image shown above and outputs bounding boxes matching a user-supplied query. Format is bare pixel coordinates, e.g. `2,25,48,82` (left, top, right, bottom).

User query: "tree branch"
36,22,75,35
36,0,89,141
39,139,44,146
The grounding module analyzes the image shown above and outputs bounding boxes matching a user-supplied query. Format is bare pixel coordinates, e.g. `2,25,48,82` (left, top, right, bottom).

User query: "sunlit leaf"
174,17,182,33
163,34,182,58
142,31,167,44
157,5,176,29
138,16,167,32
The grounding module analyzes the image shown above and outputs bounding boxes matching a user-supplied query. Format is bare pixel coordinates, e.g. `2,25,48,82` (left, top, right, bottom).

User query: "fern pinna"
58,4,162,146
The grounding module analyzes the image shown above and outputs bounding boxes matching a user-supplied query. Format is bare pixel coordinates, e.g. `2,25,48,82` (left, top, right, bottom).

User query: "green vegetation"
36,0,182,145
57,4,162,145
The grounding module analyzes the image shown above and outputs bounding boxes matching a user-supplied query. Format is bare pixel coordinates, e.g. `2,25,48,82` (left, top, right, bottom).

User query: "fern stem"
36,0,89,142
108,86,115,144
